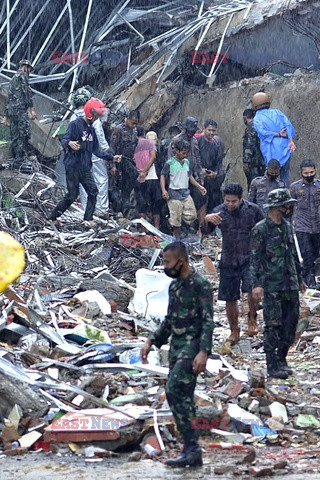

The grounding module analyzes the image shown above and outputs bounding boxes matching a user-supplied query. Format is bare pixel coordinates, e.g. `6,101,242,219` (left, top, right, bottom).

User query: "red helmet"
84,97,106,120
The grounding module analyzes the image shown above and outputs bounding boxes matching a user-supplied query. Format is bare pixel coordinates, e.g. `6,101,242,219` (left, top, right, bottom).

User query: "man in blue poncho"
252,92,296,187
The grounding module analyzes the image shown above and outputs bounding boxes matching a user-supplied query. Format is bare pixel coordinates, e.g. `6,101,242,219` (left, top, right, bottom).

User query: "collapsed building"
1,0,320,181
0,1,320,477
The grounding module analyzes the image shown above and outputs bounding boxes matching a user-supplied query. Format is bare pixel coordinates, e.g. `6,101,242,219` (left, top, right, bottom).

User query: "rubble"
0,163,319,476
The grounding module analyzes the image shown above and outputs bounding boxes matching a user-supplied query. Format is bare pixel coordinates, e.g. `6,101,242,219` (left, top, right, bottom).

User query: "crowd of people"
3,59,320,469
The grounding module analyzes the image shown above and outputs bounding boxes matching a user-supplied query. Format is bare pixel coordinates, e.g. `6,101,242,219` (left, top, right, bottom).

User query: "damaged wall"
163,70,320,190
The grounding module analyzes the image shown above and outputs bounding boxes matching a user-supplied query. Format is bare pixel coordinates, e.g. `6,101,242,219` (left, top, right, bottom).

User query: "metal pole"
0,0,51,73
52,0,93,138
70,0,93,90
67,0,75,55
0,71,67,107
6,0,10,69
32,3,68,66
0,0,19,37
98,0,131,42
116,12,144,40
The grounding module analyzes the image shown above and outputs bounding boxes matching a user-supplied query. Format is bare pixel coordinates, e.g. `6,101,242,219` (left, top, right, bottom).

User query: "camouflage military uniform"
248,175,285,215
251,216,302,367
243,122,265,189
148,269,213,441
5,71,33,162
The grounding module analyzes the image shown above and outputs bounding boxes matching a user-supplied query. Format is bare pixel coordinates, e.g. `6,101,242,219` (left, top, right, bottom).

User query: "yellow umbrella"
0,232,25,293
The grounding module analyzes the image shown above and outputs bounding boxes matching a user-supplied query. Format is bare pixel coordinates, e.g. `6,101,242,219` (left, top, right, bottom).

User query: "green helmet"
19,59,33,70
72,88,92,107
264,188,297,208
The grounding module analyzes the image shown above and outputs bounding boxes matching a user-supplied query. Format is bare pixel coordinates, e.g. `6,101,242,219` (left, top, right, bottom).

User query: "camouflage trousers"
9,112,31,160
166,356,198,441
245,163,265,190
263,291,299,356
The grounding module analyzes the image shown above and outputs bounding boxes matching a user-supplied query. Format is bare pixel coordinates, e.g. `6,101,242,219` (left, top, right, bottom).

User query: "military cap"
19,59,33,70
263,188,297,208
183,116,198,131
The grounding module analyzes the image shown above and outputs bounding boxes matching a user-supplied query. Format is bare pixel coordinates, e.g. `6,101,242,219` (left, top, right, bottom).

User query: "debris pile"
0,171,320,476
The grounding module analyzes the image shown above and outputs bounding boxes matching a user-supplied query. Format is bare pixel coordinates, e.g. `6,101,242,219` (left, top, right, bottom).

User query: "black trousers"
50,165,98,221
204,177,223,213
118,158,138,211
296,231,320,287
109,158,138,213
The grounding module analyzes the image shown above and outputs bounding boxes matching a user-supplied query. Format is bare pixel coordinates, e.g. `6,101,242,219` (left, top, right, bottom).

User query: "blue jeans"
280,159,290,187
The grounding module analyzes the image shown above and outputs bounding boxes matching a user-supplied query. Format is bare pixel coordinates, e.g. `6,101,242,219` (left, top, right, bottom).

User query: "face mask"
279,204,294,218
186,129,197,136
164,260,183,279
303,175,315,183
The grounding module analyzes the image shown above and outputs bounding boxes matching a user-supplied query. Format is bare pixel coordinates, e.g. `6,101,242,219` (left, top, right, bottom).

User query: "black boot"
278,346,293,375
266,352,288,380
166,439,202,468
306,274,316,289
278,358,293,375
10,158,23,170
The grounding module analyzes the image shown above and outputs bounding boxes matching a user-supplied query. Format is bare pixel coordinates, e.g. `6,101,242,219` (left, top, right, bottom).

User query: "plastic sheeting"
130,268,172,320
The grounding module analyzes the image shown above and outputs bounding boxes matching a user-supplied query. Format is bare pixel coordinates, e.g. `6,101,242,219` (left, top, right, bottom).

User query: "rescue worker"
290,159,320,289
3,59,37,172
252,92,296,187
202,183,263,344
248,159,284,214
48,98,116,225
251,188,306,379
198,119,225,212
109,110,140,215
243,108,265,190
140,241,213,468
168,117,207,229
69,88,111,218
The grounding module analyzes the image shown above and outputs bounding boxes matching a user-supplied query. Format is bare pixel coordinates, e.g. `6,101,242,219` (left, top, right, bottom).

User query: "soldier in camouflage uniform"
243,109,265,190
251,189,306,379
3,59,37,171
140,242,213,468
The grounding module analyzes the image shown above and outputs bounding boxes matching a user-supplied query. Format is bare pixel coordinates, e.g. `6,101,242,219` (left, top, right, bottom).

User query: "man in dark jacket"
109,110,140,215
198,119,224,212
290,159,320,288
49,98,116,225
202,183,263,344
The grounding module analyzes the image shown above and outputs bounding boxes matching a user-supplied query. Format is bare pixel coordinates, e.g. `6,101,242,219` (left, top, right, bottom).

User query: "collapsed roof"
0,0,319,132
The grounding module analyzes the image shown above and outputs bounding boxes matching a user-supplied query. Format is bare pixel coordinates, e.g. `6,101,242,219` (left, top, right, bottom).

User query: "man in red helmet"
48,98,118,225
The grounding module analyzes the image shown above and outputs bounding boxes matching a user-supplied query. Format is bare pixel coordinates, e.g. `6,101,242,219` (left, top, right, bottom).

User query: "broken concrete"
0,373,49,418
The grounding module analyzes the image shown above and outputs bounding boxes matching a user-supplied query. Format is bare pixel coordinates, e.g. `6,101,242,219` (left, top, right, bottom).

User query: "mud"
0,453,316,480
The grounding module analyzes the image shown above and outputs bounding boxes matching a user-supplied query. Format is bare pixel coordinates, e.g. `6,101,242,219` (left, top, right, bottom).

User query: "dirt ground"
0,453,317,480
